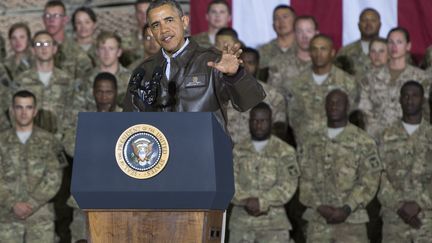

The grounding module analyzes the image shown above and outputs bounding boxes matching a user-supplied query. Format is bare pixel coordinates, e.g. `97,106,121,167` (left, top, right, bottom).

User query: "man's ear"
181,15,190,31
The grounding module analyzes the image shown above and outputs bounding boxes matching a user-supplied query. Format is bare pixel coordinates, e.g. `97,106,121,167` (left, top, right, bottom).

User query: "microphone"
142,66,163,105
167,81,177,106
128,67,146,95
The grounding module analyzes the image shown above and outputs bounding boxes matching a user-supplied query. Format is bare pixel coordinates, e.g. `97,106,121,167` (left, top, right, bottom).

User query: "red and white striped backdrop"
190,0,432,63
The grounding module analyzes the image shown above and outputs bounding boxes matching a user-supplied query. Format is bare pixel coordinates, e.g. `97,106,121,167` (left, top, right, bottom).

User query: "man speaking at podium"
123,0,266,132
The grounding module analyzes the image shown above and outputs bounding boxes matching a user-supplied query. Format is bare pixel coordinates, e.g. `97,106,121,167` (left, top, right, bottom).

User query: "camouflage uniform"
229,135,299,243
337,40,371,79
0,64,13,131
288,66,359,145
67,196,87,243
227,81,286,144
258,39,292,69
82,65,131,109
3,52,34,80
378,120,432,243
299,124,382,243
15,67,79,138
0,34,6,62
121,29,145,66
358,64,430,140
191,32,213,49
267,48,312,97
0,127,63,243
420,46,432,69
55,38,93,80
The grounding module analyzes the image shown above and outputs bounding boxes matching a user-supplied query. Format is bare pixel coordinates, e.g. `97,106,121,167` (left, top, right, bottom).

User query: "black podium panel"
71,112,234,210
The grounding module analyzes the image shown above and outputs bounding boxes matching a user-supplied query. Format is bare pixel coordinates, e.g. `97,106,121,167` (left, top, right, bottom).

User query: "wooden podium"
71,113,234,243
87,210,223,242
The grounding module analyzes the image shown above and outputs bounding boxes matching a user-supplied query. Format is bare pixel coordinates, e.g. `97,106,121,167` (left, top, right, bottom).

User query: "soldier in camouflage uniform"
15,30,78,139
368,37,389,69
227,47,286,144
337,8,381,78
289,34,359,145
378,81,432,243
258,5,296,71
71,7,98,66
121,0,151,66
229,103,299,243
267,15,317,95
128,24,161,70
83,31,131,110
299,89,381,243
42,1,93,80
4,23,34,80
191,0,231,49
0,90,62,243
359,27,430,140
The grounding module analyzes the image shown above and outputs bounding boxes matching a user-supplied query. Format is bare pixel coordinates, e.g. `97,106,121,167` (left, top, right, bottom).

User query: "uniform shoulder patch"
287,162,300,177
367,154,381,170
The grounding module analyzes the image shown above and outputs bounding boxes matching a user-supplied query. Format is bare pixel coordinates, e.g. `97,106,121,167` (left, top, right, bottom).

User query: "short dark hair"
13,90,37,105
207,0,231,14
360,8,380,20
8,22,31,40
72,7,97,31
44,0,66,14
32,30,56,46
326,89,349,105
216,27,238,39
387,27,410,43
311,33,333,47
401,80,424,97
250,102,272,118
273,4,296,19
294,15,319,31
147,0,184,18
93,72,118,90
242,47,260,62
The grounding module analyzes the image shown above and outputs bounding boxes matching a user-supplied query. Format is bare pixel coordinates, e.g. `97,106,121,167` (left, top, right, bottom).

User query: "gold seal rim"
115,124,170,179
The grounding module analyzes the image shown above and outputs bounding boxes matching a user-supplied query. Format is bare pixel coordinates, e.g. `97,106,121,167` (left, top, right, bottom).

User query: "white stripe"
342,0,398,45
233,0,290,48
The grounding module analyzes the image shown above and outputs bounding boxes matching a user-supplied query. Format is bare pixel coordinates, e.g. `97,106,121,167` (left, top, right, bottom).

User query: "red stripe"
291,0,343,50
397,0,432,64
190,0,233,35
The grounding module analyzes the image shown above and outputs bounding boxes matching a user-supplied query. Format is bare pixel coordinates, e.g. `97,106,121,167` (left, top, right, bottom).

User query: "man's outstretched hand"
207,43,243,76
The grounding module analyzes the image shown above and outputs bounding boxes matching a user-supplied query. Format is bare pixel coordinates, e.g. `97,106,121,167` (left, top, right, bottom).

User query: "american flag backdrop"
190,0,432,63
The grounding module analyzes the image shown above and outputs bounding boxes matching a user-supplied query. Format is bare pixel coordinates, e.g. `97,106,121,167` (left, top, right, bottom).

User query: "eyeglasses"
33,41,54,48
42,13,65,19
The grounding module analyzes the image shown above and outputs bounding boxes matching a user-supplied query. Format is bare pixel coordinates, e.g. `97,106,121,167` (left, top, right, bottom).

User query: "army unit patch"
115,124,170,179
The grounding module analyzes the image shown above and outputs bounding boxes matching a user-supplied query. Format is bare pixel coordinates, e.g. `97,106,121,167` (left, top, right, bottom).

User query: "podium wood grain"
87,210,224,243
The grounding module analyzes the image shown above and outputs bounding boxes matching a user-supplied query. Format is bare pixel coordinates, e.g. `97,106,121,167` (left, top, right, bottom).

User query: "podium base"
87,210,224,243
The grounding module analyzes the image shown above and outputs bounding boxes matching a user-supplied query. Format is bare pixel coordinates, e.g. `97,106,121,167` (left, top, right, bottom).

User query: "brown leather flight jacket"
123,39,266,133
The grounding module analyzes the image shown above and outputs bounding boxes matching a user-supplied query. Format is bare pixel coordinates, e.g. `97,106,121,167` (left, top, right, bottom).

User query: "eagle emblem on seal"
130,138,156,167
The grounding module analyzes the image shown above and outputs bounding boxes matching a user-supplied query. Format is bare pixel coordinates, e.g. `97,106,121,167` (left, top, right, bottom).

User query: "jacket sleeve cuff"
344,199,358,213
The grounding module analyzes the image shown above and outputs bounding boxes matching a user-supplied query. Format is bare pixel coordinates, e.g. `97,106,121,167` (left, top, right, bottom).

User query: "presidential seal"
115,124,169,179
